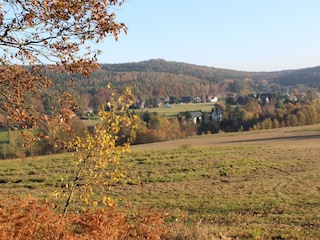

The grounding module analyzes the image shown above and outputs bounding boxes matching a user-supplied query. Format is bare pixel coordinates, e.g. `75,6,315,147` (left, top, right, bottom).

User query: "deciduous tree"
62,87,136,214
0,0,127,132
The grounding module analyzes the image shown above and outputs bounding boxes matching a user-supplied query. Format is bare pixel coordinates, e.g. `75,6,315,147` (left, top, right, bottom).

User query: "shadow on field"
132,125,320,151
224,133,320,144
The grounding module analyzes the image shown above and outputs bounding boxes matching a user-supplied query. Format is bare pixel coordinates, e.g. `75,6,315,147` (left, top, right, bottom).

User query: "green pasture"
135,102,216,117
0,138,319,239
80,117,101,127
0,128,9,144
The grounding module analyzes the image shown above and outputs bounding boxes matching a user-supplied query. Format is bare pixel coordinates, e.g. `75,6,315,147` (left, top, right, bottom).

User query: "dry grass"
131,123,320,151
1,124,320,239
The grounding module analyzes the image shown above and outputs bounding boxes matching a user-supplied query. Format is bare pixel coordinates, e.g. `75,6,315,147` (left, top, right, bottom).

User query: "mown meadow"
0,125,320,239
134,102,215,117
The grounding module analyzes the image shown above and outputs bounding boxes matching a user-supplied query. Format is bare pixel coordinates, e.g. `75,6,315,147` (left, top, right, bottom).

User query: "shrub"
0,197,169,240
0,197,70,240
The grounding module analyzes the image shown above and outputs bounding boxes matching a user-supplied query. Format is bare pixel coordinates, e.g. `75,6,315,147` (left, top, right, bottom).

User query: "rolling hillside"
50,59,320,100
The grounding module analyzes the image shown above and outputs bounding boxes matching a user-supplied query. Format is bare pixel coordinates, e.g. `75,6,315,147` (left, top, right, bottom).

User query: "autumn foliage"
0,0,126,66
0,0,127,139
0,197,169,240
0,1,172,239
61,87,137,214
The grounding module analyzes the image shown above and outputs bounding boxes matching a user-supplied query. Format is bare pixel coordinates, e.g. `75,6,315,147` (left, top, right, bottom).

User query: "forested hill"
50,59,320,100
100,59,272,83
271,66,320,87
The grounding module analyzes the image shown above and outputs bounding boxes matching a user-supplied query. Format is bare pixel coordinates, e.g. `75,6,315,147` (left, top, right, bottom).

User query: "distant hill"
50,59,320,100
271,66,320,87
100,59,270,83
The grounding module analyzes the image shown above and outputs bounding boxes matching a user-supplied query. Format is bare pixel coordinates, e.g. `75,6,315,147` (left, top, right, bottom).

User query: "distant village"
131,90,304,124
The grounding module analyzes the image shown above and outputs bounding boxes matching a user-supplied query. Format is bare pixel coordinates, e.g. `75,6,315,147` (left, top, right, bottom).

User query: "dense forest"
48,59,320,113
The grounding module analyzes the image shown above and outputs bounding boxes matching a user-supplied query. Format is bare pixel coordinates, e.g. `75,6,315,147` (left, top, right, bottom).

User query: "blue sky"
98,0,320,72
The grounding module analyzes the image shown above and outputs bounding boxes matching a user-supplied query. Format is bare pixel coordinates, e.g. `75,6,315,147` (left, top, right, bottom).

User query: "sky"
97,0,320,72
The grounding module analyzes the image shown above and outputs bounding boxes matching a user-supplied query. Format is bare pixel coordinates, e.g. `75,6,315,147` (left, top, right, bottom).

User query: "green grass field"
135,102,216,117
0,126,320,239
0,128,9,144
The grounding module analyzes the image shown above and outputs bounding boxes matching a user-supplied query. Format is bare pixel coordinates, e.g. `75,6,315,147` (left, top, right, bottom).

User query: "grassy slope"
134,102,215,117
0,125,320,239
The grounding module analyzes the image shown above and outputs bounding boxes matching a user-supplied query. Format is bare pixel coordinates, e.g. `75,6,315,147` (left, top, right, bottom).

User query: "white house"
208,96,218,103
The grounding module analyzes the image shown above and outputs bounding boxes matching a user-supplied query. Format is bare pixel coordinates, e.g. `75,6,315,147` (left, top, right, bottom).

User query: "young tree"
62,86,136,214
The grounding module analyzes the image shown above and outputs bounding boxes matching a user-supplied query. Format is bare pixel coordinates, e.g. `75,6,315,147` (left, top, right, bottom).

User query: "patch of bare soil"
131,124,320,151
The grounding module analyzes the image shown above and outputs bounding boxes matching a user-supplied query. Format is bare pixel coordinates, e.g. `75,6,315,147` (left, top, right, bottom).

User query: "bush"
0,197,169,240
0,197,69,240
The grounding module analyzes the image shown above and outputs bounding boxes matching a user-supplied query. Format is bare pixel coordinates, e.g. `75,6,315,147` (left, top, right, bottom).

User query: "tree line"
2,87,320,159
127,93,320,144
